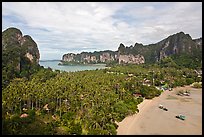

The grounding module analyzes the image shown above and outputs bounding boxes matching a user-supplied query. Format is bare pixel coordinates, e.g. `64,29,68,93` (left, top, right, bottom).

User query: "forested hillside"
2,27,202,135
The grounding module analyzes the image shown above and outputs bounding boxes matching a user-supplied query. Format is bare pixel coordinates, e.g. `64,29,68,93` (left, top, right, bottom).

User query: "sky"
2,2,202,60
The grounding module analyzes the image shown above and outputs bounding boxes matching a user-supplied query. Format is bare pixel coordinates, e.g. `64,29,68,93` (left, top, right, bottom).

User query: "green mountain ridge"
62,31,202,68
2,27,202,88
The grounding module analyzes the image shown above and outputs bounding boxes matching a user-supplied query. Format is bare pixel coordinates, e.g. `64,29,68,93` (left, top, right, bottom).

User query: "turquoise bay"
39,60,107,72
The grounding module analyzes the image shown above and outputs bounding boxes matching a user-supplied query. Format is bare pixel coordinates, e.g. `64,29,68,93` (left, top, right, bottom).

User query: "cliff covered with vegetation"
2,27,41,88
62,32,202,69
2,27,202,135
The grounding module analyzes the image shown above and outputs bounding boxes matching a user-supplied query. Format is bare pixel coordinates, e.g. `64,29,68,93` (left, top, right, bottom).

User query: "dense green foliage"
2,68,144,135
3,28,202,135
2,63,201,135
171,52,202,69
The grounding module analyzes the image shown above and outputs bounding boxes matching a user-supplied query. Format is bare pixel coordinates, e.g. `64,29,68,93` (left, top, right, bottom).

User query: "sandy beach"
117,86,202,135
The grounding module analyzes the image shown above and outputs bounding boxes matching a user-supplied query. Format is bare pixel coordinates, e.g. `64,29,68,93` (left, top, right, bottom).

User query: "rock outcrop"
117,32,202,64
193,37,202,48
156,32,199,60
21,35,40,64
2,27,40,66
2,27,40,84
119,54,145,64
62,53,75,62
62,50,118,64
99,52,115,63
61,31,202,66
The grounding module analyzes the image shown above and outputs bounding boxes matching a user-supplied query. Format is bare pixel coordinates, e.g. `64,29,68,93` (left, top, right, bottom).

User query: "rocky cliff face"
119,54,145,64
21,35,40,64
117,32,202,64
61,31,202,66
62,53,75,62
99,52,115,62
62,51,118,64
156,32,198,60
193,37,202,48
2,27,40,73
117,43,145,64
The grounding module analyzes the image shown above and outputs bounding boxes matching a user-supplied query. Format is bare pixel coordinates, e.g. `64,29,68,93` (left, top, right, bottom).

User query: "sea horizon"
39,60,107,72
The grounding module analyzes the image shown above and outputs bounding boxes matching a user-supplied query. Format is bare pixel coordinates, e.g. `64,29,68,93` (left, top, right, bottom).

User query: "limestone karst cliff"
2,27,40,87
61,32,202,66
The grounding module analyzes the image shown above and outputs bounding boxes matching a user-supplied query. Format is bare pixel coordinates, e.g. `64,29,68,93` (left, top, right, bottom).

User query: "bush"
70,122,82,135
27,109,36,120
185,78,194,85
192,82,202,88
154,80,161,86
2,114,22,135
140,85,161,99
137,97,143,104
173,78,187,87
105,123,117,135
113,101,129,122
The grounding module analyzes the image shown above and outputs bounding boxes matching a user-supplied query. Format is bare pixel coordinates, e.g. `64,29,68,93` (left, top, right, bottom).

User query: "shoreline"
116,85,202,135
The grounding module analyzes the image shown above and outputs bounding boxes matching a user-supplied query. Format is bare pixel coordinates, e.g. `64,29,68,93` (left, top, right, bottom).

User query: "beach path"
116,86,202,135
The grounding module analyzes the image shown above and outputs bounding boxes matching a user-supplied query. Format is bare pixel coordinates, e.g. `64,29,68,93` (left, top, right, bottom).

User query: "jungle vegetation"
2,62,202,135
2,28,202,135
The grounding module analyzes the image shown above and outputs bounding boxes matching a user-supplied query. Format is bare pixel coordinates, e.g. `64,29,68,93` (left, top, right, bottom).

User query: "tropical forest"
2,27,202,135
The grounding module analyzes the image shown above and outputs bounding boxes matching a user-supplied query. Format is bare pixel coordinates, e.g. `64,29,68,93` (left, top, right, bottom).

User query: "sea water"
39,60,107,72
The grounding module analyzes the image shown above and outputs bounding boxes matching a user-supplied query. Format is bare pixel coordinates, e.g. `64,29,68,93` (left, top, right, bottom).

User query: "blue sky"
2,2,202,60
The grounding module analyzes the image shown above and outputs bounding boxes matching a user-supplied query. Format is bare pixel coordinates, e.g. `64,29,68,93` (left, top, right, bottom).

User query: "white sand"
117,86,202,135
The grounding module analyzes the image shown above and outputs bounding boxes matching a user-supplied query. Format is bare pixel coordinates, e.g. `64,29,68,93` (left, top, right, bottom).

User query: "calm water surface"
39,60,107,72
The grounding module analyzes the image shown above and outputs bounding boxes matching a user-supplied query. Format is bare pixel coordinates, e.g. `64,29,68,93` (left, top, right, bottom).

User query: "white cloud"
2,2,202,60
